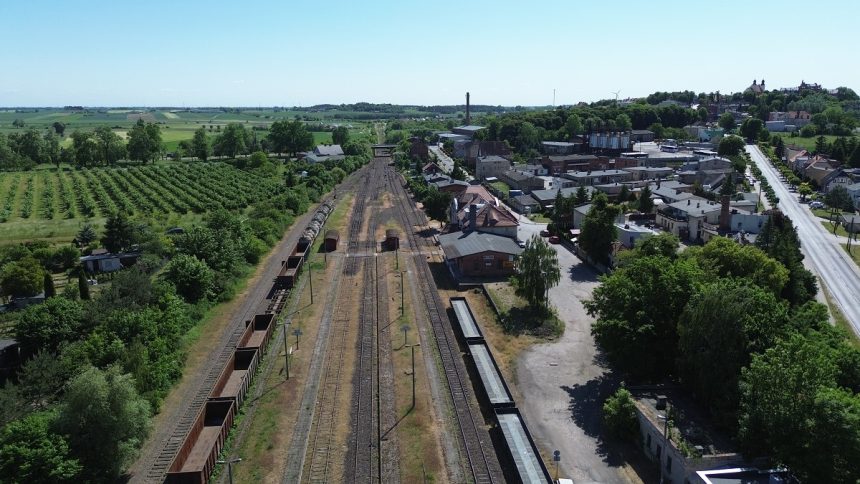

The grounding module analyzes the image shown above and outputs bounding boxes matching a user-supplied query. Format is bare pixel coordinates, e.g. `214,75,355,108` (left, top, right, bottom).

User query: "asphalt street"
746,144,860,336
428,144,454,173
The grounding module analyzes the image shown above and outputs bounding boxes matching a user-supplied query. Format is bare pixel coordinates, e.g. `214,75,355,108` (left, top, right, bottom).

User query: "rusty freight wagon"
385,229,400,250
324,230,339,252
208,348,260,408
164,399,236,484
238,314,275,352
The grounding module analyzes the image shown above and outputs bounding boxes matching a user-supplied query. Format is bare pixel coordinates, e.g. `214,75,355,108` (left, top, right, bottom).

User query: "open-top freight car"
238,314,275,352
164,399,236,484
208,348,260,408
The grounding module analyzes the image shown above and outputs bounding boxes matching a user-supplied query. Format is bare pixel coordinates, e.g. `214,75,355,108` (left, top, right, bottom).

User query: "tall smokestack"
466,92,471,125
719,194,731,232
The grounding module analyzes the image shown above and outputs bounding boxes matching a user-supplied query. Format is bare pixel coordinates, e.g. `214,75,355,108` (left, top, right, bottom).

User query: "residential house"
532,187,594,209
769,110,812,128
616,222,658,248
541,141,581,155
462,140,513,166
459,203,519,238
804,158,843,190
846,183,860,208
304,144,345,163
657,198,722,241
499,170,545,192
509,194,541,214
449,185,497,224
651,185,695,204
475,155,512,181
439,230,523,278
840,214,860,233
563,169,633,187
572,203,625,229
80,249,141,273
432,177,470,193
422,162,444,176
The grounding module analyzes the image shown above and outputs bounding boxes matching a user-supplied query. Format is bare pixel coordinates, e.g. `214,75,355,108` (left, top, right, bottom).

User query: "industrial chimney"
465,92,471,125
719,194,731,232
469,204,477,231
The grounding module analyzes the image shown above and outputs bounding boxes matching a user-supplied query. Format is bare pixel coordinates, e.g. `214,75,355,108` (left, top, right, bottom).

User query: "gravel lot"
515,222,639,484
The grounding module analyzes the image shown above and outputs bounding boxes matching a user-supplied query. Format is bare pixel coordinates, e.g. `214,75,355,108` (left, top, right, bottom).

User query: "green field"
769,133,842,152
0,108,372,153
0,163,282,243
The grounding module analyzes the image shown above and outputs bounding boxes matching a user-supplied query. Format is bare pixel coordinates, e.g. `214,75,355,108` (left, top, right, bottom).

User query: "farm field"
0,108,373,153
0,162,283,243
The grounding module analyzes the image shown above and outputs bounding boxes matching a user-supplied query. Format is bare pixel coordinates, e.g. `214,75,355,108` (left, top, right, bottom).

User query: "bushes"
603,388,639,440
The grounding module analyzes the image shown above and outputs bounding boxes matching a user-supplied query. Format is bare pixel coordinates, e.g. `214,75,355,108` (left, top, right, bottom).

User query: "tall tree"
0,410,81,483
739,334,860,483
77,272,90,301
126,119,161,163
739,118,764,141
51,121,66,136
56,365,151,481
638,184,654,213
574,185,589,205
678,280,790,427
267,119,313,157
587,255,703,379
76,223,97,248
213,123,248,158
332,125,349,145
511,235,560,308
93,126,126,165
191,127,210,161
0,257,45,299
718,112,736,131
579,192,620,266
101,212,135,253
755,211,817,305
14,296,84,354
43,272,55,299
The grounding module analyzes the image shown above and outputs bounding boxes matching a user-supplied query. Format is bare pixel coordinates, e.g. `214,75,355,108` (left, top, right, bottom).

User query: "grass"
490,181,510,196
769,133,841,152
819,279,860,348
485,282,564,338
819,220,856,238
527,213,551,223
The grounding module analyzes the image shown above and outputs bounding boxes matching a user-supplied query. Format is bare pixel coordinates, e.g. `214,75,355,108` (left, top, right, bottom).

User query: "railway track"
345,159,401,484
383,161,504,484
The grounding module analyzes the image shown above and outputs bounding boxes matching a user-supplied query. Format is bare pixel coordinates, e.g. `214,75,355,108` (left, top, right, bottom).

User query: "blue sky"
0,0,857,106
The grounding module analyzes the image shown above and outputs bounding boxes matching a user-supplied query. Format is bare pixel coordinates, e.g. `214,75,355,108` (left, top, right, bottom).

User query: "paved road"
746,144,860,336
515,223,635,484
428,144,454,173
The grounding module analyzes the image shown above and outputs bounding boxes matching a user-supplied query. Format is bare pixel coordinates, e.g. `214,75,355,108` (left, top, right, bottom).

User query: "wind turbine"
611,90,621,104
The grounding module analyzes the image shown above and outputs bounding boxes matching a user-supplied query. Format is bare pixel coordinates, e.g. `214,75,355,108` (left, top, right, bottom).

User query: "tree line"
0,149,371,481
586,213,860,482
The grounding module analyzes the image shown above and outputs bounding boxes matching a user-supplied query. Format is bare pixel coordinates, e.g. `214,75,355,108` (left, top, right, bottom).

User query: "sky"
1,0,858,107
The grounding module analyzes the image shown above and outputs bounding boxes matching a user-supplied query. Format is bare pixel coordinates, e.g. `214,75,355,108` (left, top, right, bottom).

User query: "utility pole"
400,271,406,316
552,450,561,482
308,260,314,304
217,457,242,484
406,343,421,410
401,324,410,347
282,323,290,380
293,328,303,350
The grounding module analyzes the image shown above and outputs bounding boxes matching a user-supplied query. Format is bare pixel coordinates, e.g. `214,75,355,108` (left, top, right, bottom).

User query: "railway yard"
131,155,546,484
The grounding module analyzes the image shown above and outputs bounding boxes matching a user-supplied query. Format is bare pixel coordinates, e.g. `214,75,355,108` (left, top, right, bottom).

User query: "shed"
385,229,400,250
324,230,340,252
